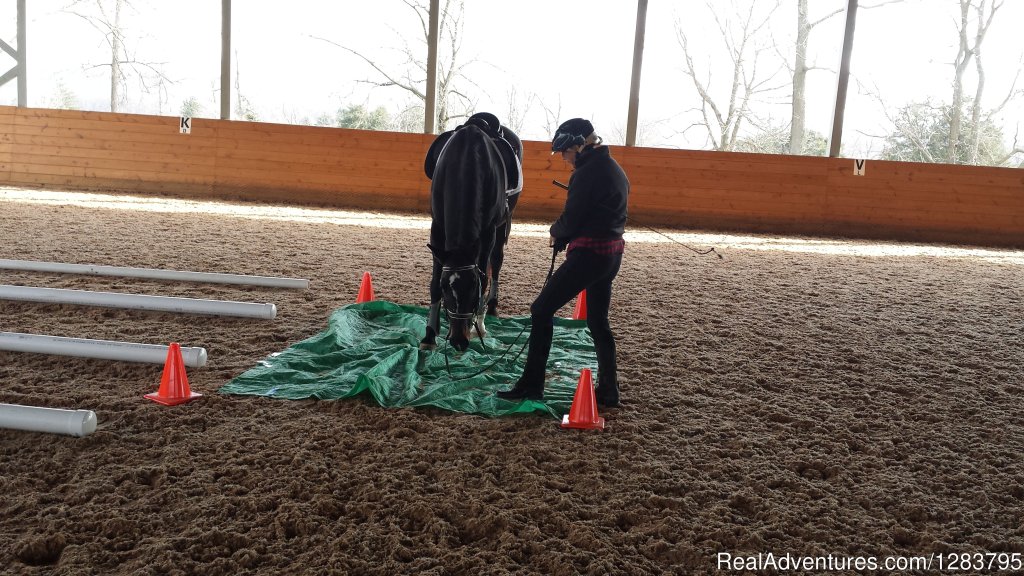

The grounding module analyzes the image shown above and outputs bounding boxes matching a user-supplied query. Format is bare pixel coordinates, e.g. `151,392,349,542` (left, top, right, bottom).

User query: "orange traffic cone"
145,343,201,406
572,290,587,320
560,368,605,430
356,271,375,303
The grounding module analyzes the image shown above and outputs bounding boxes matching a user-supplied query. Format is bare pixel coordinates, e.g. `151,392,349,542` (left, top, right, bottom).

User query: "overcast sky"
3,0,1022,156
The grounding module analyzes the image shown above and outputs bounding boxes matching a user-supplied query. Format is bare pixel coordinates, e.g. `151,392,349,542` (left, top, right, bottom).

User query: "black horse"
420,119,520,351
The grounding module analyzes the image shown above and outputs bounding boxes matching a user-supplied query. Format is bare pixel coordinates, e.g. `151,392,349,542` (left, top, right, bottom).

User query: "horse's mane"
430,125,507,254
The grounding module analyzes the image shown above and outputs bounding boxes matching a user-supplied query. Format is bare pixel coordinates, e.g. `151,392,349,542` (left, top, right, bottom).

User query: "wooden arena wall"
2,106,1022,247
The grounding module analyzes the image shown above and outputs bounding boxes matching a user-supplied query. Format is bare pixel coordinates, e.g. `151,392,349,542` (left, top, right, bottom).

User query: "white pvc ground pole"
0,332,208,368
0,259,309,289
0,404,98,437
0,285,277,319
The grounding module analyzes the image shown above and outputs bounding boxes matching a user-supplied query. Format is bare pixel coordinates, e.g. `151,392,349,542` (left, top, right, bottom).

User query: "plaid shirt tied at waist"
567,236,625,255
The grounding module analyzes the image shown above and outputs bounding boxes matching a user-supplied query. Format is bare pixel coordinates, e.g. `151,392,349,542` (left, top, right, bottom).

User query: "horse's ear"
427,243,445,262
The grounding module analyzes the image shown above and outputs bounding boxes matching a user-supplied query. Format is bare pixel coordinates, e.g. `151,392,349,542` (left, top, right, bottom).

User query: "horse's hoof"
419,341,436,351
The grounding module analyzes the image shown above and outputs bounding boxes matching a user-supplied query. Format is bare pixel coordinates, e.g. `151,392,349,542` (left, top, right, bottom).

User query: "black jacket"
550,146,629,241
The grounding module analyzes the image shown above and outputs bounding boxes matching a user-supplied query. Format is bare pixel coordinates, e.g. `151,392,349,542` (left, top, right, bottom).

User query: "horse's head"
431,246,486,352
441,263,484,351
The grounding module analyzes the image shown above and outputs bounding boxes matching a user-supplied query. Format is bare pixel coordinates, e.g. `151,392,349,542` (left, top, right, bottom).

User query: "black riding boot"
593,327,619,408
497,317,552,401
594,376,620,408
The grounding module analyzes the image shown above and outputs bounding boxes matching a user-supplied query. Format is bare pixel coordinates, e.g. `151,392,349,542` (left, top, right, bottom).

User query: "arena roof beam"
829,0,858,158
625,0,649,147
0,0,26,106
424,0,440,134
221,0,231,120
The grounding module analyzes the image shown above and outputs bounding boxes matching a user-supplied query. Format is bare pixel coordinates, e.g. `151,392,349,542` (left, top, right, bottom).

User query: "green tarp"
219,301,597,419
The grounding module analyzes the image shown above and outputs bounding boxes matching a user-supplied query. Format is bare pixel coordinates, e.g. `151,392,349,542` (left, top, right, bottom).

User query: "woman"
497,118,629,407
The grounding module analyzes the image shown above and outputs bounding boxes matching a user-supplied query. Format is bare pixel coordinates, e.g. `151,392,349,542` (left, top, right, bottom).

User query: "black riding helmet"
551,118,595,153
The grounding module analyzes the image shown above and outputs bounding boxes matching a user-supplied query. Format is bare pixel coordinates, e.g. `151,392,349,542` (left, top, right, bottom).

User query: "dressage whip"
552,180,723,259
640,225,722,259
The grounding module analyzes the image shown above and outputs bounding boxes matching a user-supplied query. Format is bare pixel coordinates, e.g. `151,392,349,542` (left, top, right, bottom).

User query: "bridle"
438,262,489,378
440,263,483,322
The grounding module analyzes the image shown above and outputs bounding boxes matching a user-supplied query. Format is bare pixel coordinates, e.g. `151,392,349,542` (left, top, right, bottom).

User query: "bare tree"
312,0,478,132
862,0,1023,165
675,0,788,151
785,1,903,154
392,104,427,132
537,96,563,138
233,50,258,122
876,96,1022,165
943,0,1023,165
886,0,1024,164
64,0,172,113
950,0,1007,163
786,1,843,153
608,119,660,147
48,82,80,110
503,86,535,135
1009,125,1024,167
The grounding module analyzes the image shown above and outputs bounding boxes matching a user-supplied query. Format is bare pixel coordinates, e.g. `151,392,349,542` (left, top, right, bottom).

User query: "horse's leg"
475,227,499,339
420,260,443,350
422,300,442,349
486,242,503,317
487,194,518,317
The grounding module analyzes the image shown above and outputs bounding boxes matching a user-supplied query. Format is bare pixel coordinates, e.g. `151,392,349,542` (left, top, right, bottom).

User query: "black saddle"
425,127,522,193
